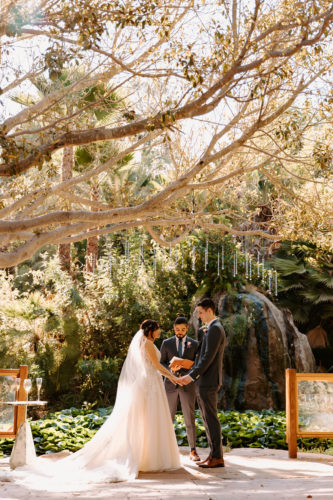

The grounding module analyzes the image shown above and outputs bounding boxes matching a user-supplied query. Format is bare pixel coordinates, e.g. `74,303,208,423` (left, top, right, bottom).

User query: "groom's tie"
177,338,183,358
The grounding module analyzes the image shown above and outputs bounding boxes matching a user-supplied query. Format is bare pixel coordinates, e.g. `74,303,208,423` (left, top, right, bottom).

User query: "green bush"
1,408,333,457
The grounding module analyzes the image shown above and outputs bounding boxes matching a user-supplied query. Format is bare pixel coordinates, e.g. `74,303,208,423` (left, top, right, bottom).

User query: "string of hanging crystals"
249,253,252,281
233,248,238,277
204,238,208,271
274,269,278,296
268,269,272,293
257,250,261,278
192,245,196,271
262,254,265,283
221,241,225,270
217,247,220,276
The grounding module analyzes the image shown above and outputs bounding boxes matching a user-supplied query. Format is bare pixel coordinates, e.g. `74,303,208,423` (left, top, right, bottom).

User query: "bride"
3,319,183,491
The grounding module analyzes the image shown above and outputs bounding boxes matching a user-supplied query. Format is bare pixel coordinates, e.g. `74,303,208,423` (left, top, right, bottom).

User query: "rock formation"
191,287,315,410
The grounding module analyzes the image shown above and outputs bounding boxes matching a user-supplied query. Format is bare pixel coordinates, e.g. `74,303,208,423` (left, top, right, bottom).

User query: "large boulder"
191,287,315,410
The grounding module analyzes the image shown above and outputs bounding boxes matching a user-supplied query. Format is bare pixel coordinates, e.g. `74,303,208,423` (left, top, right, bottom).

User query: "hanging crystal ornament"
245,253,249,279
204,239,208,271
233,251,238,277
192,245,196,271
262,255,265,283
249,254,252,281
268,269,272,293
257,251,260,277
217,250,220,276
274,269,278,296
221,244,225,270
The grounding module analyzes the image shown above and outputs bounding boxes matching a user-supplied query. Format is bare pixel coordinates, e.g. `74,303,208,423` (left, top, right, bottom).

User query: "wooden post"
286,368,297,458
16,365,28,432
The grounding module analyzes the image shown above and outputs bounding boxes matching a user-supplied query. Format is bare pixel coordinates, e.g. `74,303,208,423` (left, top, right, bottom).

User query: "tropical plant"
270,241,333,368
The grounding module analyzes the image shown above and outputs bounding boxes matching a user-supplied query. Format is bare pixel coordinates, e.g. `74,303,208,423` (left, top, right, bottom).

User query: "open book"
169,356,194,370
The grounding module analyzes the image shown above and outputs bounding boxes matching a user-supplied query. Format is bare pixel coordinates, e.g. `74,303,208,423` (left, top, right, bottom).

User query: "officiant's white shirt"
176,335,187,356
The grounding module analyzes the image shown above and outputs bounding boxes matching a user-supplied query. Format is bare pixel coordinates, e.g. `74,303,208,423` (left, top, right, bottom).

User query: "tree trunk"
58,146,73,273
85,183,99,273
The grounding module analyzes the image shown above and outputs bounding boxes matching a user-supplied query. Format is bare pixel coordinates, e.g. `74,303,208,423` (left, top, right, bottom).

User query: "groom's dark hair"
197,298,216,313
174,316,188,326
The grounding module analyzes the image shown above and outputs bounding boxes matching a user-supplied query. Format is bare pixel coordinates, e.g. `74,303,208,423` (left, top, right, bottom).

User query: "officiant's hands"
170,363,182,372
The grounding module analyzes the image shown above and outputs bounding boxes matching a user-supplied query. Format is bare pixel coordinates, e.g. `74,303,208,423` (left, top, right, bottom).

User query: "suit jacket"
160,335,199,392
189,318,226,389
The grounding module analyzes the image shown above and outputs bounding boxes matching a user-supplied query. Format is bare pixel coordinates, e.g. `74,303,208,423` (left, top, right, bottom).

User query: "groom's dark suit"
160,336,198,449
189,318,226,459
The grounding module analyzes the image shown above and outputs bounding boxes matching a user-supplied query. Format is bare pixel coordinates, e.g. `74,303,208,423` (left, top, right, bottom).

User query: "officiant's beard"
174,325,188,338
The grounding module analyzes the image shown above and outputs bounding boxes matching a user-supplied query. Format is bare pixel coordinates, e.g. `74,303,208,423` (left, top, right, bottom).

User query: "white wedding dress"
1,330,181,491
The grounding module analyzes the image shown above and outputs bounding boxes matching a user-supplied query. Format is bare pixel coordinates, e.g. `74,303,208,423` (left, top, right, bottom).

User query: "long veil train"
1,330,181,492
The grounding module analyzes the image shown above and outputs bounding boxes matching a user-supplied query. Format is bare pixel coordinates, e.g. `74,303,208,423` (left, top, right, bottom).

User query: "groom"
178,298,226,468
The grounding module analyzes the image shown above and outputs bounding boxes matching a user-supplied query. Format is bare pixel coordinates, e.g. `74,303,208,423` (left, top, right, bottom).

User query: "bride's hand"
169,374,180,385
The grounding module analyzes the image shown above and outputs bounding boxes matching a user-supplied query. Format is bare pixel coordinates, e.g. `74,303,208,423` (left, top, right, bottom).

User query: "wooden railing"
286,368,333,458
0,365,28,438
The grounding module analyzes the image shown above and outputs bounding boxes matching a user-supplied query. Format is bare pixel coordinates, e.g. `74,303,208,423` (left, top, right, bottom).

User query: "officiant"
160,316,200,461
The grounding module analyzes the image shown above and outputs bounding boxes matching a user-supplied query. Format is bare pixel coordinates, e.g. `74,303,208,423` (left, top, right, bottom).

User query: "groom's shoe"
196,454,211,465
189,450,201,461
198,457,225,468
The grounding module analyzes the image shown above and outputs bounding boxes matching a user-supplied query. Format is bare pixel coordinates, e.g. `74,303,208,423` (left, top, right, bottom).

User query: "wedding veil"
2,330,149,490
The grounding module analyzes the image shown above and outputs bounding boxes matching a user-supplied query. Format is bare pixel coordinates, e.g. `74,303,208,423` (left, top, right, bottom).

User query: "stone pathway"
0,447,333,499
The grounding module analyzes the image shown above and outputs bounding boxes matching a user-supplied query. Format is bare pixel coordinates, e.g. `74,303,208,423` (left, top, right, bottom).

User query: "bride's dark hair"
141,319,160,338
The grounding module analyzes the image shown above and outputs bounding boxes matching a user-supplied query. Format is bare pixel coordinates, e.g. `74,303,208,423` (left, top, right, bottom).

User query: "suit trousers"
197,386,223,459
166,384,197,449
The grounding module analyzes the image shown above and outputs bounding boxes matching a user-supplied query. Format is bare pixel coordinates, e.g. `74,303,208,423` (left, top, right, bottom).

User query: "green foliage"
270,240,333,369
222,313,249,346
271,241,333,329
1,408,332,457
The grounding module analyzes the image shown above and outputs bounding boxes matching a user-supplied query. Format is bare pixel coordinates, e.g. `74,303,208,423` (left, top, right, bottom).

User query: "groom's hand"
177,375,192,386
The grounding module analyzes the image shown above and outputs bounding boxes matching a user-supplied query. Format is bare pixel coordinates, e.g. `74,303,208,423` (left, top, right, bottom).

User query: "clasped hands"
169,374,193,386
168,363,193,386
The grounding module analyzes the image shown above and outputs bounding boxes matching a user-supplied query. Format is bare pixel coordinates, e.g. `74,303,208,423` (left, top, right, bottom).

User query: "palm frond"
300,290,333,304
272,256,307,276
